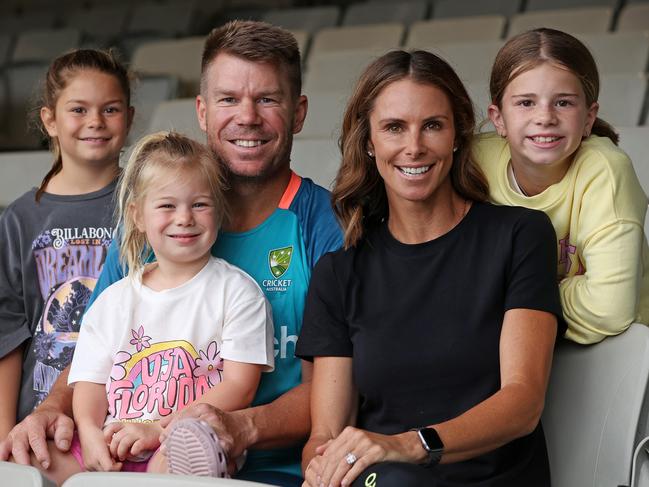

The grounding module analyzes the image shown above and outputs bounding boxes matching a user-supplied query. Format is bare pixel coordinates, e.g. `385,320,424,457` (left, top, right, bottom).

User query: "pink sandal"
165,418,229,478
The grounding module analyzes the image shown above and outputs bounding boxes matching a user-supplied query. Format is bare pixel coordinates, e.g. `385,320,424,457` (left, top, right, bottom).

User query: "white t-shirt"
69,256,274,424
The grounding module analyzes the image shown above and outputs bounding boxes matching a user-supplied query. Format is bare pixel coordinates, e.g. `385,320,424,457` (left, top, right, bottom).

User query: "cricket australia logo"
263,246,294,292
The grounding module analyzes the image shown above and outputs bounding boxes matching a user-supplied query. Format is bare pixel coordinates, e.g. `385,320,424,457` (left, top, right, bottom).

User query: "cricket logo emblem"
268,246,293,278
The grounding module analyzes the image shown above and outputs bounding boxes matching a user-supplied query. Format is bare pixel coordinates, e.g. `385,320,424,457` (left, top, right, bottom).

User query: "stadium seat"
542,324,649,487
415,40,504,84
342,0,429,26
525,0,618,11
62,472,274,486
618,125,649,196
129,75,180,144
617,3,649,33
291,138,341,189
407,15,507,45
0,151,52,208
0,461,55,487
131,37,204,97
577,31,649,75
12,28,81,64
147,98,205,143
63,5,131,46
431,0,522,19
262,6,340,33
0,10,56,36
126,1,196,38
0,33,13,67
310,23,404,54
304,49,389,93
508,7,614,37
297,91,348,140
598,73,648,126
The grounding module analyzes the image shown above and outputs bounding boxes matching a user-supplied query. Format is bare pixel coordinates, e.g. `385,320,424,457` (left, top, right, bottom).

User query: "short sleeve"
221,276,275,371
296,252,353,360
86,237,125,311
505,209,565,334
0,209,31,358
68,294,115,385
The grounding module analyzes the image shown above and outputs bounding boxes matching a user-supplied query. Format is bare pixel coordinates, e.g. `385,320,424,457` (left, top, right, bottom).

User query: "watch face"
420,427,444,451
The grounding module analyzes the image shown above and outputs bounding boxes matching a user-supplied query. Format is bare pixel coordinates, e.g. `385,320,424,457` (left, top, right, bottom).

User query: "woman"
296,50,563,487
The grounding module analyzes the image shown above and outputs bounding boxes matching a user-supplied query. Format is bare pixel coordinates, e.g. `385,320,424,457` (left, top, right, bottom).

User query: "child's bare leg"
8,440,83,486
147,449,168,473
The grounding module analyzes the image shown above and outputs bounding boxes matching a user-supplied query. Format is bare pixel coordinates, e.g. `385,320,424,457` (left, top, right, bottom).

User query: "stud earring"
367,150,374,157
453,147,458,153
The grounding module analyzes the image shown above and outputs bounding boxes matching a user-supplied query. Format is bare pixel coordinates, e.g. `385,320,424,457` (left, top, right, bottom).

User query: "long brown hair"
117,131,228,276
35,48,132,201
334,49,489,248
490,28,618,144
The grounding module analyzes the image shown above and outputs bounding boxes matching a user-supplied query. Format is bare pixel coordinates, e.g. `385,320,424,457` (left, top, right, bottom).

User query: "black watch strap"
415,427,444,467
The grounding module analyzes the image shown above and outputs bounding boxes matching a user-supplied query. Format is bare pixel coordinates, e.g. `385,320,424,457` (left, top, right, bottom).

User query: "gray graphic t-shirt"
0,182,116,420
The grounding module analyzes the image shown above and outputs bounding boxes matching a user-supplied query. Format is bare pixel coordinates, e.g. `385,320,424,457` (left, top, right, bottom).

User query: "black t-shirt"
296,202,564,486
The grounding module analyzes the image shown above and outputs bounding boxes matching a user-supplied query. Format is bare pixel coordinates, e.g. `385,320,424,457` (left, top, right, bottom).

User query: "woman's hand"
78,425,122,472
104,421,162,462
304,427,423,487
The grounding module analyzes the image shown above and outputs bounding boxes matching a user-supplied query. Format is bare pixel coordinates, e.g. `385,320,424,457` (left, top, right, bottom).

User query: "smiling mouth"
397,165,432,176
169,233,199,240
80,137,111,142
231,139,267,148
529,136,562,143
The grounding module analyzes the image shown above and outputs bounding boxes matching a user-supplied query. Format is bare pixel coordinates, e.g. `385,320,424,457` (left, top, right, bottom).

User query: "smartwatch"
415,427,444,467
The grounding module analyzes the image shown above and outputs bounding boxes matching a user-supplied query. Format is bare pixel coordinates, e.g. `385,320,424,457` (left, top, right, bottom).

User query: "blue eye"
424,121,442,130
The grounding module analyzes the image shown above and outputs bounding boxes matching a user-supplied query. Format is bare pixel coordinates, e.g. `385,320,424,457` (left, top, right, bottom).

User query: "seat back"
0,461,55,487
509,7,613,36
147,98,204,143
542,324,649,487
304,48,389,93
291,138,341,189
310,23,404,54
432,0,522,19
598,73,648,126
343,0,429,26
262,6,340,33
62,472,273,486
0,151,52,207
617,3,649,32
407,15,506,45
12,28,81,64
129,75,179,144
577,31,649,75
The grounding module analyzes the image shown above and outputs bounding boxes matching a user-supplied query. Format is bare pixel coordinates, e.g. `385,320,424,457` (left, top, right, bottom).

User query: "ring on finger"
345,452,357,465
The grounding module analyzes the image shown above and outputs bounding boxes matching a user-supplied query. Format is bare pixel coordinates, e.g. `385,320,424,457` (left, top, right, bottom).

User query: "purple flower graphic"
129,325,151,352
110,351,132,380
194,341,223,386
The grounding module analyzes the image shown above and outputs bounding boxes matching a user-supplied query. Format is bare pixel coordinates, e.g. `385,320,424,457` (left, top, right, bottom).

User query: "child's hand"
104,421,162,462
79,426,122,472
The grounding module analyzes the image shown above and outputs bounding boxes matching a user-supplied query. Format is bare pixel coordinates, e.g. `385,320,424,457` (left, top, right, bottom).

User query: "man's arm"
162,360,313,459
0,366,73,468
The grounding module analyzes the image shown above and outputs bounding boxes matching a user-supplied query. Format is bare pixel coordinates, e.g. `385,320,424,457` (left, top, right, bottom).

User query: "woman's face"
368,78,456,208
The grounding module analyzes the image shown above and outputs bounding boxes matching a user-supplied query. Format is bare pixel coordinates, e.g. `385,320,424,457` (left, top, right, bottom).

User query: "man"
0,21,342,486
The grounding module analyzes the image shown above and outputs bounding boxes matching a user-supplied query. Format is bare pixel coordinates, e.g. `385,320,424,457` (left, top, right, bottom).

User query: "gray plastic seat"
12,28,81,64
432,0,522,19
63,5,131,45
297,91,348,140
146,98,205,143
618,125,649,233
129,75,180,144
617,3,649,32
577,31,649,75
131,36,204,98
310,23,404,54
407,15,507,45
542,324,649,487
598,73,648,126
62,472,274,486
343,0,428,26
126,0,196,37
0,151,53,208
304,48,390,93
508,7,613,36
291,138,341,189
525,0,619,10
0,461,55,487
262,6,340,33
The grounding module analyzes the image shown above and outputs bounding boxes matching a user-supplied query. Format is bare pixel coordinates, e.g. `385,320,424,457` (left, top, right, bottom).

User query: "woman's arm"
308,308,557,487
0,346,22,439
302,356,357,484
73,382,121,471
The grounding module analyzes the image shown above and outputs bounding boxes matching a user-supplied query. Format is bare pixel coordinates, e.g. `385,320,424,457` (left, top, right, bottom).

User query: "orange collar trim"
278,171,302,210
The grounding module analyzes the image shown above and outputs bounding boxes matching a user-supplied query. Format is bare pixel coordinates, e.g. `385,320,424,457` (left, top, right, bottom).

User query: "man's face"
196,53,307,182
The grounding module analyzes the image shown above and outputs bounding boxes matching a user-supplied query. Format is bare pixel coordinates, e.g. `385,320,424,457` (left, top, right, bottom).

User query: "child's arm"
73,382,121,472
194,359,262,412
0,346,22,439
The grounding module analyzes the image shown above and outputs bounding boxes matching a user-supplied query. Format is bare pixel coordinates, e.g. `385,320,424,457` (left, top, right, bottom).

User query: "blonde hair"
36,48,132,201
490,28,618,143
335,50,489,248
117,131,228,275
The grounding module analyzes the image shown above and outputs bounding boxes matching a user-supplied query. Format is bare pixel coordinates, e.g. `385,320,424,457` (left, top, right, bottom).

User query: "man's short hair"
201,20,302,98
